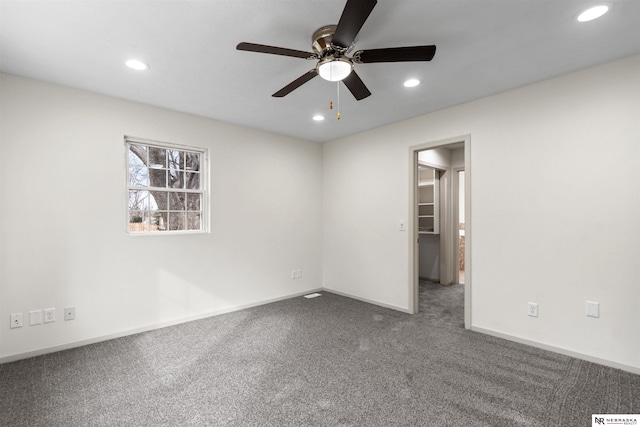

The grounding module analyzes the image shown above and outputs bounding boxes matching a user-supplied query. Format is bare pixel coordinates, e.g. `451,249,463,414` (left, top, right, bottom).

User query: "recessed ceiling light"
404,79,420,88
312,115,325,121
126,59,149,71
577,5,609,22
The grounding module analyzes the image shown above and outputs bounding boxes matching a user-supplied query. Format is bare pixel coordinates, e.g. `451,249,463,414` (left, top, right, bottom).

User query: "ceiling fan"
236,0,436,101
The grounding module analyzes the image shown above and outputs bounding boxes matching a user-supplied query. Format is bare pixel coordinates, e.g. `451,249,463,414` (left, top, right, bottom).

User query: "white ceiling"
1,0,639,143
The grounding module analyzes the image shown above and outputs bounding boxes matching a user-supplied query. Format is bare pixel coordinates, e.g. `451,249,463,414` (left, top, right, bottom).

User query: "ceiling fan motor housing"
312,25,354,81
312,25,342,57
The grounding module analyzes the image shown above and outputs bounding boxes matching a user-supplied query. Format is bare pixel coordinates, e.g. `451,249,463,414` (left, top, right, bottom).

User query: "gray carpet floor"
1,281,638,426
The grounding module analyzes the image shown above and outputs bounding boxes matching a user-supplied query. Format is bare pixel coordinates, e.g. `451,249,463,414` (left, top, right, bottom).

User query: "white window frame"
125,136,209,235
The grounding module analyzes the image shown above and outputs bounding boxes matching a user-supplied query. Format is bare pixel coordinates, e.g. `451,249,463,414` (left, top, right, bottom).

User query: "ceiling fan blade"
237,42,315,59
272,70,318,97
332,0,377,49
342,70,371,100
355,45,437,63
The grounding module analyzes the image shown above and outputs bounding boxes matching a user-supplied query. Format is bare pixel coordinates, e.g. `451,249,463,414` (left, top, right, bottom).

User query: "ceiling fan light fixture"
577,5,609,22
317,57,353,82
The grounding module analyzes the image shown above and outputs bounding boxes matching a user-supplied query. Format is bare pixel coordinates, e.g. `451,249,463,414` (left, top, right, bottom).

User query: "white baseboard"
0,288,324,364
322,287,411,313
471,325,640,375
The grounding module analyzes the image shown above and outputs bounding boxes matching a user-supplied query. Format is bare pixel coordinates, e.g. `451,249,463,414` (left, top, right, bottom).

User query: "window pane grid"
128,186,202,193
126,138,206,234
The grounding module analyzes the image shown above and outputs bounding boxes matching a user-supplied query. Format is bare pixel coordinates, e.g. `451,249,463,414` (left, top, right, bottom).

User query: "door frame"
453,167,465,285
408,135,471,329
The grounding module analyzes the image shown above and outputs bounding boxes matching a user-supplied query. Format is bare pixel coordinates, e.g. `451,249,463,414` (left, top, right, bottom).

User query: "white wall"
323,55,640,371
2,55,639,372
418,148,451,169
0,73,323,361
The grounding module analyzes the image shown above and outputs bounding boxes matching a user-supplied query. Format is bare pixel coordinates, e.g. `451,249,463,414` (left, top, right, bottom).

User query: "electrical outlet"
64,306,76,321
399,220,407,231
528,302,538,317
44,308,56,323
29,310,43,326
10,313,23,329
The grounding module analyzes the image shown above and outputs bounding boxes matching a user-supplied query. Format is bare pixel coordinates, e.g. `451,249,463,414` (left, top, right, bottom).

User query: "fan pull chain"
336,82,341,120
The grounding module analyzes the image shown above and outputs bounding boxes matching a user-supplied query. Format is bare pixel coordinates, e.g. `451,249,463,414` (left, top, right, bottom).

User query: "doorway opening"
417,164,444,282
409,136,470,329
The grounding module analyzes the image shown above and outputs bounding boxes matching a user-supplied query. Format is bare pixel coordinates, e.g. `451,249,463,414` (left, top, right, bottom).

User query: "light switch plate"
29,310,42,325
586,301,599,318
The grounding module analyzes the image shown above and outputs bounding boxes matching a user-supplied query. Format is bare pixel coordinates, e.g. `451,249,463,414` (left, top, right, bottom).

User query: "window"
125,137,207,234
